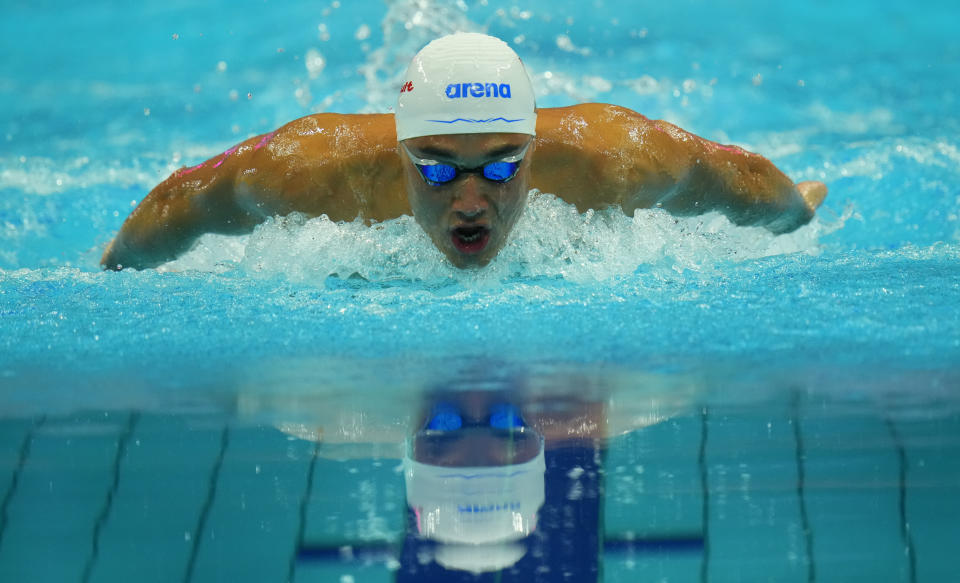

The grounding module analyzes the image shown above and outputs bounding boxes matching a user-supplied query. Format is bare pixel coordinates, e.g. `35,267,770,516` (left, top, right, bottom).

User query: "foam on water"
161,191,842,286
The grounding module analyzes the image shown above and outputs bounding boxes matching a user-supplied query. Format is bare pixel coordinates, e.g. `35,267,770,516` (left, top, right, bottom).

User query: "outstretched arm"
100,138,262,270
100,114,405,270
532,104,826,232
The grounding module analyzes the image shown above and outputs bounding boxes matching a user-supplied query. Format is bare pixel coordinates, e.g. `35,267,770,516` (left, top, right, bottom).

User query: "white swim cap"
404,439,545,546
395,32,537,141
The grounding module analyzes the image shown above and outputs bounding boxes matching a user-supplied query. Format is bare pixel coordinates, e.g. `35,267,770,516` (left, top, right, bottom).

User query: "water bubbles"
306,48,326,79
216,61,227,73
555,34,591,56
584,76,612,93
355,24,371,41
294,84,312,108
511,7,533,20
627,75,659,95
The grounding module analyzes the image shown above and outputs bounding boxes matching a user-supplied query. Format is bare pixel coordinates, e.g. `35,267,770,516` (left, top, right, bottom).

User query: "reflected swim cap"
403,436,545,546
395,32,537,141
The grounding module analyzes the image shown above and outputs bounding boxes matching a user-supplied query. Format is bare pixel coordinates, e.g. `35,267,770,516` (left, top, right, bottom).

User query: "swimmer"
101,32,828,271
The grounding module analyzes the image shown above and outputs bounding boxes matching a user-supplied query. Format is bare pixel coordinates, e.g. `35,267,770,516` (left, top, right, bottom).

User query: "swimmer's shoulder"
536,103,653,130
259,112,398,164
273,112,397,141
240,113,394,168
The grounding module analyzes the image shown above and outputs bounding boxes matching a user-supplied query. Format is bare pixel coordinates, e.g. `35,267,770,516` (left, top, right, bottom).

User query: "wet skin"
100,103,828,271
401,133,533,268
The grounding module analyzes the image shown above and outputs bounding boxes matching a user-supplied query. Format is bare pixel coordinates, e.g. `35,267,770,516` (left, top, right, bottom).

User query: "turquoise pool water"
1,0,958,581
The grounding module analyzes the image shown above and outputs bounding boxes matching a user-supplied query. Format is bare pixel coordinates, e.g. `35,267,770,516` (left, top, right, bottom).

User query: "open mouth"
450,225,491,254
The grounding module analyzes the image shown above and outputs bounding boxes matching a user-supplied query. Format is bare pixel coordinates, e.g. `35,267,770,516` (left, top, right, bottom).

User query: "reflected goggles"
402,141,531,186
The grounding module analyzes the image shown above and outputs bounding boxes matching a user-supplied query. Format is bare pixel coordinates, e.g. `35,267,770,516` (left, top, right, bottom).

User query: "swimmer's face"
400,133,533,268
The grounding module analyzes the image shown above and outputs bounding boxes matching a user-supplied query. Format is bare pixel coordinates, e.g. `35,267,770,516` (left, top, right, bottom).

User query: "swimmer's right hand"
797,181,828,212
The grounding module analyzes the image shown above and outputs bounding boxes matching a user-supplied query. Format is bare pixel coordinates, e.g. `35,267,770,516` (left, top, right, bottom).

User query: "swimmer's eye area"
403,142,530,186
425,402,526,432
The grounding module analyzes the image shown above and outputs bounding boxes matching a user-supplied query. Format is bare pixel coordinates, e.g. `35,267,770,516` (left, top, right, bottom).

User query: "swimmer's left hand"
797,181,828,211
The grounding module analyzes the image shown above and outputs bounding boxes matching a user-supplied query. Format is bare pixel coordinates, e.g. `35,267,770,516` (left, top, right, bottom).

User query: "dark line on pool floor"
81,412,140,583
885,417,917,583
0,415,46,555
698,406,710,583
183,424,230,583
603,535,705,553
791,391,816,583
288,439,321,582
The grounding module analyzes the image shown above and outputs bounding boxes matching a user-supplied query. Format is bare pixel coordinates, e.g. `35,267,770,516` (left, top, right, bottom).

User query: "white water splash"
356,0,480,112
162,191,840,284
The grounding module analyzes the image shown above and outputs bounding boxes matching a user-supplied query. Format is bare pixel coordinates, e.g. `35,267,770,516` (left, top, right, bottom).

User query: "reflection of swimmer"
398,391,604,580
102,32,828,271
404,402,545,573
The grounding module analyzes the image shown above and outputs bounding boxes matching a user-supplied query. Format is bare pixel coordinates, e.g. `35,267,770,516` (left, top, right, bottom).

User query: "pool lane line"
884,417,917,583
81,412,140,583
287,438,321,583
790,390,815,583
603,535,704,553
597,436,608,583
183,424,230,583
698,406,709,583
0,415,47,555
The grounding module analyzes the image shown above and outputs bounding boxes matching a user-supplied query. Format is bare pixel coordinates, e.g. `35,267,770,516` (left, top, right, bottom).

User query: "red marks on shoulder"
212,145,240,168
253,130,277,150
707,142,753,157
178,163,204,177
177,130,277,177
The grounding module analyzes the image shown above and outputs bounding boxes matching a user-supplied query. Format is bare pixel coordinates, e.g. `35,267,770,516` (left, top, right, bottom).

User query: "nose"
451,176,488,220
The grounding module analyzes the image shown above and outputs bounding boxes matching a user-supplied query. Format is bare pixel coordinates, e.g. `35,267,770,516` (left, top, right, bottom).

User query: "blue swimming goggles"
416,401,539,466
403,141,531,187
425,401,526,432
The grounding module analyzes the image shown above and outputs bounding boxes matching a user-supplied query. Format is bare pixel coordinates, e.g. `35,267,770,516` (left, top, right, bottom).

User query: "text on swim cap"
400,81,414,93
445,83,512,99
457,501,521,513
